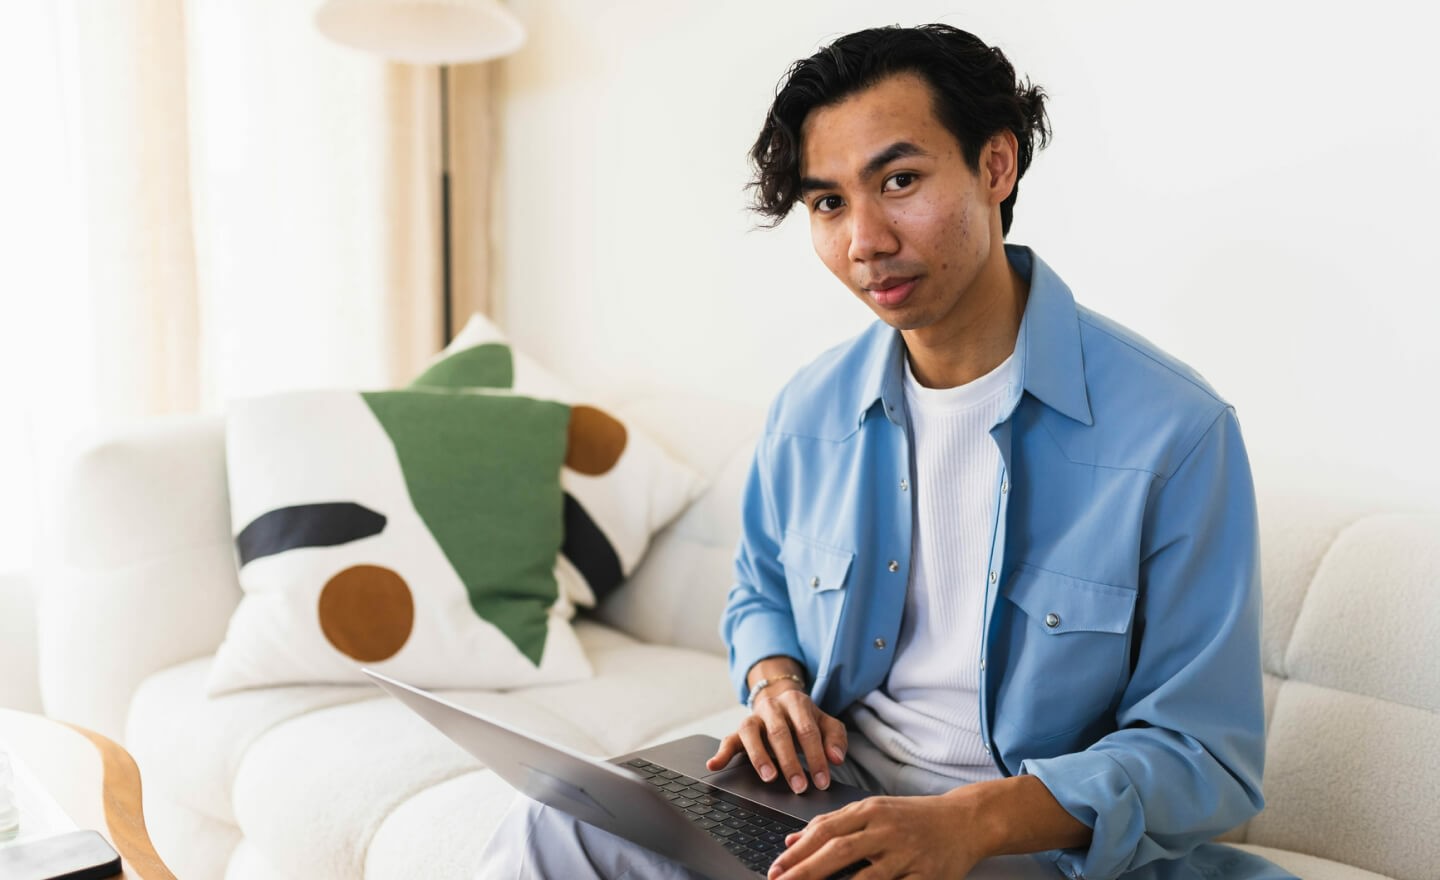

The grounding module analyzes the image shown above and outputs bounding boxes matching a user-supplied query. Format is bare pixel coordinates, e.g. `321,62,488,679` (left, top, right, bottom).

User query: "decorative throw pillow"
208,387,594,695
411,314,704,607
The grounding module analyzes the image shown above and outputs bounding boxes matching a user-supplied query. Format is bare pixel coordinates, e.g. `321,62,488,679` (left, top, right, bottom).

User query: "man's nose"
846,199,900,263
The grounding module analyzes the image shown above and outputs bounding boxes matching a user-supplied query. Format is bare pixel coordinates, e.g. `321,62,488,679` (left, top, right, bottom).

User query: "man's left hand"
766,792,983,879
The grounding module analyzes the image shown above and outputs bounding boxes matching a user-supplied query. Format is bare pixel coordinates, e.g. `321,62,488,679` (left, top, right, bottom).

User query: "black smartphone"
0,829,121,880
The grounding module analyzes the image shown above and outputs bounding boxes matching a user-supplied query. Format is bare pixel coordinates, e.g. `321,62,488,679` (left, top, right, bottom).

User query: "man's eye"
883,173,917,192
813,195,844,213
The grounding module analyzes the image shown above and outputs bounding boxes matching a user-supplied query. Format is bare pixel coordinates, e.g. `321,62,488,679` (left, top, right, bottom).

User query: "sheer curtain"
0,0,493,578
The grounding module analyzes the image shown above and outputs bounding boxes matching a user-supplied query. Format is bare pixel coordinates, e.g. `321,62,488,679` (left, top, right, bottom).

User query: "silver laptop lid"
362,668,756,880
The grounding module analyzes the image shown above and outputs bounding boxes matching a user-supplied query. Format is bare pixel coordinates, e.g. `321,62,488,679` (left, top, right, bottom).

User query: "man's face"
799,73,1009,334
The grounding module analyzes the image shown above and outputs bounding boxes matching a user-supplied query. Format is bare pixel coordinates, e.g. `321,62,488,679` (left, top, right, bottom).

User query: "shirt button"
888,560,900,573
809,576,820,589
982,743,992,754
1001,481,1009,494
989,570,997,584
1045,612,1061,628
979,658,986,671
899,479,908,492
874,638,886,649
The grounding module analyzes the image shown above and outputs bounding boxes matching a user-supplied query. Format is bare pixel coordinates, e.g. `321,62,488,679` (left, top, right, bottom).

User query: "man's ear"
983,130,1020,207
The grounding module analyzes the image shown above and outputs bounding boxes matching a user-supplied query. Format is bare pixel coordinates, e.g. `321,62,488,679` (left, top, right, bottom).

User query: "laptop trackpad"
702,760,870,822
627,734,872,823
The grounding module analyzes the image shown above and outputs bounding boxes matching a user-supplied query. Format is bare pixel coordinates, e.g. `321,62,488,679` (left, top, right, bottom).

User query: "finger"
706,733,743,771
758,706,807,793
773,805,865,874
790,834,875,880
736,718,779,783
779,693,831,789
773,825,871,880
819,713,849,765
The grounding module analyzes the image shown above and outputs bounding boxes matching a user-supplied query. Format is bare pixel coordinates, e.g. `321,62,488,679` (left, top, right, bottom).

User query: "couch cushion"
224,620,735,880
362,770,514,880
595,430,755,655
1231,844,1395,880
1283,513,1440,712
1247,682,1439,880
1239,510,1440,880
416,315,706,607
212,388,594,695
128,655,379,824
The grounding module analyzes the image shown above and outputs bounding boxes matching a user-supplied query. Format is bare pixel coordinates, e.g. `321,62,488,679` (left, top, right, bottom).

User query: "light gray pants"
475,726,1295,879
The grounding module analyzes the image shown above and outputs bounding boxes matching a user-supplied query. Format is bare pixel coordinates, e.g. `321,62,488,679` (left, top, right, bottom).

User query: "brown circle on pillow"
317,564,415,662
565,405,628,476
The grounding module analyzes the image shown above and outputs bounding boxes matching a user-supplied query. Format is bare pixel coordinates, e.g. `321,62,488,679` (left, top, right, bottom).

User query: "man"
484,24,1292,879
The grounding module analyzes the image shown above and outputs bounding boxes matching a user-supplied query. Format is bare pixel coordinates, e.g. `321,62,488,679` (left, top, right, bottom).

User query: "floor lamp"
314,0,526,345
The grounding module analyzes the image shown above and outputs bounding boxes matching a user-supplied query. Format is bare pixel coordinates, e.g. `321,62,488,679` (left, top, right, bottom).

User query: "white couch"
35,394,1439,880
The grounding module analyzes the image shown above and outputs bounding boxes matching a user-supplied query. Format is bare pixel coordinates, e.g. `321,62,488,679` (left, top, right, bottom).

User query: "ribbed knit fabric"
849,350,1018,785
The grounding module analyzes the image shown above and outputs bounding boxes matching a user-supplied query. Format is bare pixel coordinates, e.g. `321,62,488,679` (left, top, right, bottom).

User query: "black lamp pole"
440,64,454,345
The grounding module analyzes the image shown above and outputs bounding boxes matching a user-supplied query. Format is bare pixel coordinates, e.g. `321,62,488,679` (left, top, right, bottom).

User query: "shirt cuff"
1020,749,1144,880
726,611,804,705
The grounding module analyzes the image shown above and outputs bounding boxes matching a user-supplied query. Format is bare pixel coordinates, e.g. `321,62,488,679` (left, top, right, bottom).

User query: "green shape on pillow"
410,343,514,391
361,390,568,666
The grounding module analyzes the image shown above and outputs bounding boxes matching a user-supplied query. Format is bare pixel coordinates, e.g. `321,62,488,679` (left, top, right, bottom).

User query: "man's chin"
866,306,928,333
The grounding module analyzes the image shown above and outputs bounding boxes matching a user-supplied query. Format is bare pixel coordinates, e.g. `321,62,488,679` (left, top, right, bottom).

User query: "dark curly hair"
749,24,1051,236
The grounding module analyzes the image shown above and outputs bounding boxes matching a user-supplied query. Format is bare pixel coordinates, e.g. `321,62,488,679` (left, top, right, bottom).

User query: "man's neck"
902,251,1028,389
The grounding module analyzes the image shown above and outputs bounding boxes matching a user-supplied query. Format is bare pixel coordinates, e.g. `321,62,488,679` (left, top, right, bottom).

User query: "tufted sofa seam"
1274,513,1370,683
225,691,389,823
357,766,494,879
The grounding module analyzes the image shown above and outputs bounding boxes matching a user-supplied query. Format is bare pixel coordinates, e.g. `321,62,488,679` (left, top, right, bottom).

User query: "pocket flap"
1003,565,1136,635
778,533,855,593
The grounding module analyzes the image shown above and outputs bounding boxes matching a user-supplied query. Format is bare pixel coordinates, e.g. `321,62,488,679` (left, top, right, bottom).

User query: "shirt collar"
855,244,1094,429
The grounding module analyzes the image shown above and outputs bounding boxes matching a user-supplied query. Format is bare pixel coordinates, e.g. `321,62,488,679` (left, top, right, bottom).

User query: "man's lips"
863,277,918,308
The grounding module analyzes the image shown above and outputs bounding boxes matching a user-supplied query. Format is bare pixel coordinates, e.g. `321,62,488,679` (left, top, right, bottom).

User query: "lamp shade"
315,0,525,64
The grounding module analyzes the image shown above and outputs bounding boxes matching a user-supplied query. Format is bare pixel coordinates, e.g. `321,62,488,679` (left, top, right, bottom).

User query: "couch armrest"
37,414,241,741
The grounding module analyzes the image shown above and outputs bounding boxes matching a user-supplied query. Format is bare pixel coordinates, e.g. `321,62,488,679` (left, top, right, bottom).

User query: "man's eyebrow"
798,142,931,197
860,142,928,180
799,176,838,196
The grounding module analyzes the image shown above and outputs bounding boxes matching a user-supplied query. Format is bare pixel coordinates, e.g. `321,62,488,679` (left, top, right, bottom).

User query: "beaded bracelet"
746,673,806,709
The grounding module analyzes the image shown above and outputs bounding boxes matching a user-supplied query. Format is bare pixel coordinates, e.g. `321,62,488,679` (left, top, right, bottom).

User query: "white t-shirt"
849,350,1018,785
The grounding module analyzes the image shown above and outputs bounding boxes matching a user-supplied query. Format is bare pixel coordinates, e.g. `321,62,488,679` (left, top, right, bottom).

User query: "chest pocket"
994,564,1137,742
778,533,854,670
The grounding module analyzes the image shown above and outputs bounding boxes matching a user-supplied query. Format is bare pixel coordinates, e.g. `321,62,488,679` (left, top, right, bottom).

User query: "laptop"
362,668,868,879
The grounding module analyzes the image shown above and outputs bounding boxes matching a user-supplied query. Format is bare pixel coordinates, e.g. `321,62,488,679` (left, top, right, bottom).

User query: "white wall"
494,0,1440,509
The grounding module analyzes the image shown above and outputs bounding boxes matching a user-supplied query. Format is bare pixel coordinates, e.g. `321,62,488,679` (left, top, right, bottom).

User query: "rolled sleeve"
1020,407,1267,879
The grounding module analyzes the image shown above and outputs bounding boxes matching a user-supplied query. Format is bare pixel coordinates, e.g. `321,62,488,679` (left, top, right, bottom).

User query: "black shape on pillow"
562,492,623,601
236,502,388,567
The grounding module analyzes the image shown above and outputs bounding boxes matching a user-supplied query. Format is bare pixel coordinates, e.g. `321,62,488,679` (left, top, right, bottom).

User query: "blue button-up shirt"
721,245,1266,879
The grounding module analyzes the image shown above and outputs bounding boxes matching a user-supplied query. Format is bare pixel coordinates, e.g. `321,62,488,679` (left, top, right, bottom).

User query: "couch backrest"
1241,484,1440,880
594,393,764,655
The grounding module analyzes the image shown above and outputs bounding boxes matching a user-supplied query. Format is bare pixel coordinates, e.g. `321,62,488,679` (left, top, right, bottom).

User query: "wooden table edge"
60,722,177,880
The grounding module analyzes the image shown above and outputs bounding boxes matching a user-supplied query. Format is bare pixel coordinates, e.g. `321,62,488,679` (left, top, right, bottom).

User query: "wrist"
942,774,1090,859
745,656,804,691
746,673,805,708
941,783,1004,860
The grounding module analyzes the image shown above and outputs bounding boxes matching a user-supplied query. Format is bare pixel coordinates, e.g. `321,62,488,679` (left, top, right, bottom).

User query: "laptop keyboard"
623,758,862,878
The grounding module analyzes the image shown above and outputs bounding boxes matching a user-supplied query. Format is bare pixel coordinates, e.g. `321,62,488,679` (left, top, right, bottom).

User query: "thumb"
706,733,740,770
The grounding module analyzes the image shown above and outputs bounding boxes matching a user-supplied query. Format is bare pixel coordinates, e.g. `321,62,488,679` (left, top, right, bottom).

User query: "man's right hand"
705,662,848,794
